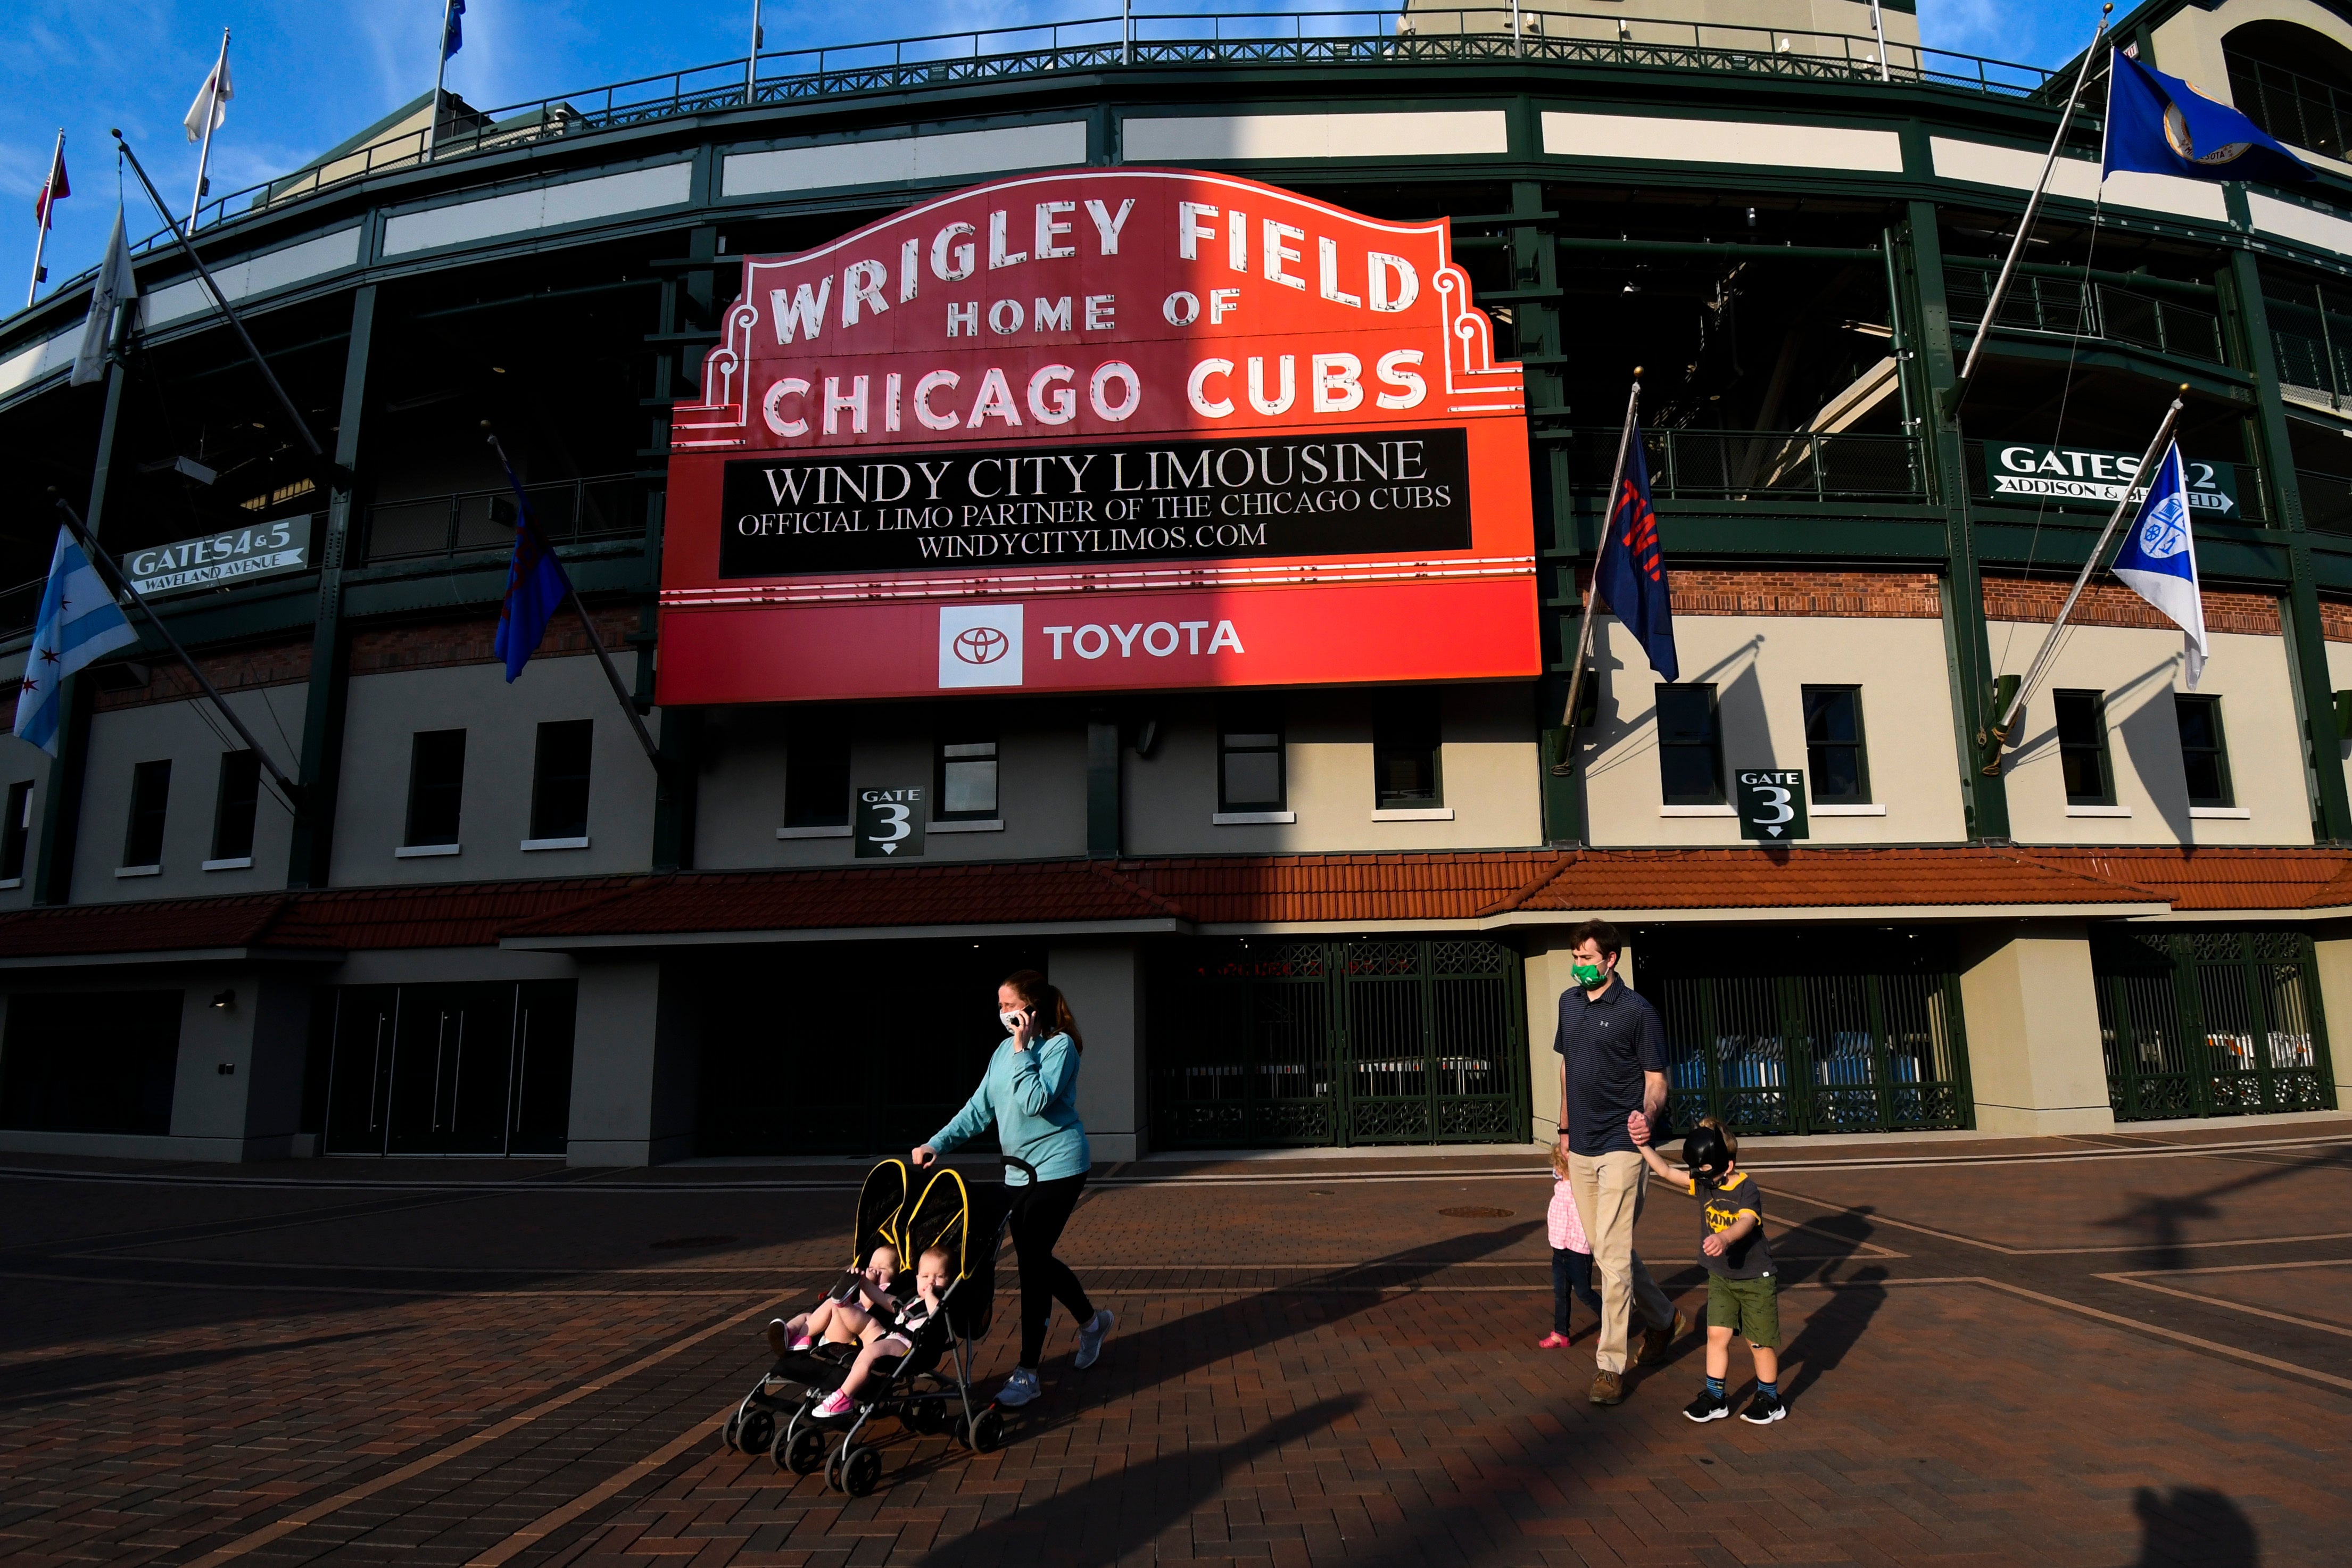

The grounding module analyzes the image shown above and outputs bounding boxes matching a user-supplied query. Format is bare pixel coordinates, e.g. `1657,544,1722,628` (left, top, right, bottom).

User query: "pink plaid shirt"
1547,1176,1591,1253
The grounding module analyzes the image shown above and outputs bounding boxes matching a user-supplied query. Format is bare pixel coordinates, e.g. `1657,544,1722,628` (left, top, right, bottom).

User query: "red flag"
34,142,67,227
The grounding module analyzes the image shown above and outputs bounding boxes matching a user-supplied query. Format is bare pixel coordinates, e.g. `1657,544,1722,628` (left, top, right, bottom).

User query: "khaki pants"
1567,1149,1674,1375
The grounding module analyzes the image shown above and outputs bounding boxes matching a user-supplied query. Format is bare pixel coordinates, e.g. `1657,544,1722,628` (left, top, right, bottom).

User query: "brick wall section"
1982,575,2281,635
2322,600,2352,643
350,606,645,677
94,638,312,713
1573,566,1943,617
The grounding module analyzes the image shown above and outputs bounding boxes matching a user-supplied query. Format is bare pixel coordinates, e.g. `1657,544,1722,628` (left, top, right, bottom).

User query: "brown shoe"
1636,1309,1688,1367
1588,1370,1625,1406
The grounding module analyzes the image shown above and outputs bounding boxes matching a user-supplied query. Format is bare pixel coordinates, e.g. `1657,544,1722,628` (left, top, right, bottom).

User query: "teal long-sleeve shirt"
926,1031,1090,1185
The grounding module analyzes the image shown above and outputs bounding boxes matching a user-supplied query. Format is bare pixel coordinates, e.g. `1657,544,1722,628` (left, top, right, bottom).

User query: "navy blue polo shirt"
1553,977,1667,1157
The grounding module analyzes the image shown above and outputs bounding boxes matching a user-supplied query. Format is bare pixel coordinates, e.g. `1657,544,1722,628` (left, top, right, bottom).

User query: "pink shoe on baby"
813,1389,854,1418
790,1335,814,1352
1537,1331,1573,1350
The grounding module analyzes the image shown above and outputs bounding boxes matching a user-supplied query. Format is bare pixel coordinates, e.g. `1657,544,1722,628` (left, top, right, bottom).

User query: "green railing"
1948,264,2227,367
1558,426,1927,503
362,472,645,563
13,7,2052,321
2227,52,2350,162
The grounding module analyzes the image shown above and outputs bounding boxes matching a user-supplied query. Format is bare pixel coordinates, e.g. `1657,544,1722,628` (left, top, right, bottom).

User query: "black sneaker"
1740,1390,1786,1425
1683,1390,1729,1423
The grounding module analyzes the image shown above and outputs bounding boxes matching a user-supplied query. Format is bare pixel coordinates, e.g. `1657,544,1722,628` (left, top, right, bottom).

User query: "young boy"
767,1245,900,1359
1628,1110,1785,1425
809,1244,954,1419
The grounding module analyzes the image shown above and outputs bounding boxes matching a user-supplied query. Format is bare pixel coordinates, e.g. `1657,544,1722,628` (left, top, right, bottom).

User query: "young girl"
767,1245,900,1358
809,1245,954,1419
1541,1142,1603,1348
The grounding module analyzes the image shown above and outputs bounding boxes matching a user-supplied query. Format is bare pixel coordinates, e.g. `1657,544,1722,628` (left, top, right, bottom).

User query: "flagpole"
427,0,456,161
746,0,763,104
485,427,666,773
1986,387,2187,758
27,129,62,308
1946,2,2111,416
49,493,303,807
1552,371,1642,771
188,28,229,230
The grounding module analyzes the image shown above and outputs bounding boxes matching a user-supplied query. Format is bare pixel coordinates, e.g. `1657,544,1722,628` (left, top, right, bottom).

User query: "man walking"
1554,918,1685,1405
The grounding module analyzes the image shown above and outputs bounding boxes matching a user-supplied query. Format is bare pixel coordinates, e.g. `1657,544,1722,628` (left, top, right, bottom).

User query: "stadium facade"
2,0,2350,1165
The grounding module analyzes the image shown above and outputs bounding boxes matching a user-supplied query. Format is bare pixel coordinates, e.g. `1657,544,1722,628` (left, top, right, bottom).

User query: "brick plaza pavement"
1,1121,2347,1567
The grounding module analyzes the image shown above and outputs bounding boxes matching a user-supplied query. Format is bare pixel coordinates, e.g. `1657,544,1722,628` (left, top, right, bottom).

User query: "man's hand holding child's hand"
1627,1110,1652,1146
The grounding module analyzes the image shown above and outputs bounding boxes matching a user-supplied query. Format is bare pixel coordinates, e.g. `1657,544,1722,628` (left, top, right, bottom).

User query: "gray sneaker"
996,1366,1040,1407
1074,1308,1115,1370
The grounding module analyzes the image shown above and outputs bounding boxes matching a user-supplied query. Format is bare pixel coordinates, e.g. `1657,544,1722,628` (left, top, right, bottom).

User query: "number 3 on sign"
854,786,928,858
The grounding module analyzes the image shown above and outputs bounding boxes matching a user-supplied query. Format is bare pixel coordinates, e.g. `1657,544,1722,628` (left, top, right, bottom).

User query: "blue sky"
9,1,2113,302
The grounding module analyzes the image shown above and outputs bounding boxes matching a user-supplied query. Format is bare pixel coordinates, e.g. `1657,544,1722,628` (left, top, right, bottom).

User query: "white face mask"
999,1010,1023,1034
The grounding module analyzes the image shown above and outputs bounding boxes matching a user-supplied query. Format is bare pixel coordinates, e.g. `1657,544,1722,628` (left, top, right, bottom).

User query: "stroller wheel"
840,1445,884,1497
782,1423,827,1475
967,1409,1005,1454
736,1408,776,1458
720,1412,742,1452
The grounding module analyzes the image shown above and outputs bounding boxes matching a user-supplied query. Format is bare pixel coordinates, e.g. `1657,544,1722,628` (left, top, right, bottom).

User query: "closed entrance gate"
1148,938,1530,1148
320,982,578,1155
1643,934,1974,1135
2093,928,2336,1121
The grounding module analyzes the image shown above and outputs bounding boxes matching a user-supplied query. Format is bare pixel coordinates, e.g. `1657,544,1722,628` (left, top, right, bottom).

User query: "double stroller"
722,1155,1024,1495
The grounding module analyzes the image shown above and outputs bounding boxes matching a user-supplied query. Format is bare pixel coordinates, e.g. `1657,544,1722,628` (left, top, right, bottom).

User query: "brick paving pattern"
1,1123,2346,1566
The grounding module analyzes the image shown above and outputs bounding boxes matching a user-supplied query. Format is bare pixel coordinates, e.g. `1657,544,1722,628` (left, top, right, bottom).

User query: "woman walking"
913,969,1114,1407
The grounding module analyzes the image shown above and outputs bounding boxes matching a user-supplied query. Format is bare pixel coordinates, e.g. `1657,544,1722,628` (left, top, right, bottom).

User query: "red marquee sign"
658,168,1537,704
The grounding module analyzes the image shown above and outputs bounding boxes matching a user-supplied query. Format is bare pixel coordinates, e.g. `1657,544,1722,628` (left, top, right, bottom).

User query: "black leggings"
1007,1172,1095,1369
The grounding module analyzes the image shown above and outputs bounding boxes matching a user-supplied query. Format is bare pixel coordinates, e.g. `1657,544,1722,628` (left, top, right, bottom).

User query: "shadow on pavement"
1778,1264,1889,1406
2128,1486,2259,1566
2093,1143,2350,1273
916,1395,1364,1568
0,1326,395,1412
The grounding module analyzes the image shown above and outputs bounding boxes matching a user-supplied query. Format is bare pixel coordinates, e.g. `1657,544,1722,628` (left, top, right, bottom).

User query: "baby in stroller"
807,1245,952,1420
767,1245,902,1358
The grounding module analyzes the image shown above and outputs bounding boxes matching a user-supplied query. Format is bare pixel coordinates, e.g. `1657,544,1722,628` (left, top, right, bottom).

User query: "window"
122,759,171,868
784,711,852,828
1372,691,1444,810
2175,695,2234,809
1219,707,1286,811
934,728,999,820
1801,686,1870,804
2053,690,2114,806
404,729,467,847
211,751,261,862
1,781,31,882
529,720,594,840
1655,685,1724,805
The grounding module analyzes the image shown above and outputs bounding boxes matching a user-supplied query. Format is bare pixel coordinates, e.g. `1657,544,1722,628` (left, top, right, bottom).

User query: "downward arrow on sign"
881,843,897,854
1767,826,1783,837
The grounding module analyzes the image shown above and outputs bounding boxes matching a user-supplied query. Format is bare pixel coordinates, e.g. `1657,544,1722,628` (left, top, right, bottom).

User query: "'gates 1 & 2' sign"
657,168,1538,704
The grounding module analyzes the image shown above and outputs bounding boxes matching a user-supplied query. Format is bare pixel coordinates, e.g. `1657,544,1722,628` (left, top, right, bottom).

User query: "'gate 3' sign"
658,168,1537,705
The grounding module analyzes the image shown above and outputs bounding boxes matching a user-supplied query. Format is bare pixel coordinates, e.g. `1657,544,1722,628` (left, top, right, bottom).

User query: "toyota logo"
953,627,1011,665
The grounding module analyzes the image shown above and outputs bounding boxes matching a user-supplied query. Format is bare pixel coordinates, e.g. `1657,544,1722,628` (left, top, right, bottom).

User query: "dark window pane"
1,780,31,882
211,751,261,861
937,737,998,818
1220,707,1286,811
1223,751,1282,806
1655,685,1723,805
1802,687,1868,803
785,712,851,828
529,720,594,839
2053,691,2110,804
404,730,467,847
1372,691,1443,809
1803,687,1859,745
123,759,171,868
0,990,181,1134
2175,695,2232,808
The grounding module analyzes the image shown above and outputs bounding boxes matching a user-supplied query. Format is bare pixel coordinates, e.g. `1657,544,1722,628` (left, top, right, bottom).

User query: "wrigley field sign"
1982,442,2240,516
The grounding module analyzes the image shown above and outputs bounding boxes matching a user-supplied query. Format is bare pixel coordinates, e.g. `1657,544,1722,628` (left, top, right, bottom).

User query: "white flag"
2110,442,2210,688
69,208,137,388
185,53,233,143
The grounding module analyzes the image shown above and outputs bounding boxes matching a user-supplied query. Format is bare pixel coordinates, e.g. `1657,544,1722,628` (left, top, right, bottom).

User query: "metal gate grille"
1150,938,1529,1149
1646,941,1972,1136
2095,928,2336,1121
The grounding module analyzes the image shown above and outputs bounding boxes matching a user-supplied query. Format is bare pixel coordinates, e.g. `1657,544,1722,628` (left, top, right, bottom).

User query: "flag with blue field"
490,457,574,683
1594,427,1678,682
13,527,138,754
2110,441,2209,688
2103,50,2314,187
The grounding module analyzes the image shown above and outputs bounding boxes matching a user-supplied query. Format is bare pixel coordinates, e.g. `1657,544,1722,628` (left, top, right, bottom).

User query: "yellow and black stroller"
722,1155,1021,1495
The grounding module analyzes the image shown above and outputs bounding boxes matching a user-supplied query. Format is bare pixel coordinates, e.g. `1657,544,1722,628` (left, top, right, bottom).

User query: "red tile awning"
2010,847,2352,912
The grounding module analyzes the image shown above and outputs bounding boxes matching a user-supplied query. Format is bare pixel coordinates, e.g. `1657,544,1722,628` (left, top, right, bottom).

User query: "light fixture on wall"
212,989,235,1009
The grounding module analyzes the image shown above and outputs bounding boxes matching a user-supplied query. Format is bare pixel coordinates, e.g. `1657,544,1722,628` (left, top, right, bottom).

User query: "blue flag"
1593,428,1677,682
2103,51,2314,186
442,0,466,61
2109,441,2209,688
490,455,573,683
13,527,139,754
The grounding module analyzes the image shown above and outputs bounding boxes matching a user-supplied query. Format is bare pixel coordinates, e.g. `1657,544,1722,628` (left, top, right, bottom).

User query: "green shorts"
1706,1272,1780,1349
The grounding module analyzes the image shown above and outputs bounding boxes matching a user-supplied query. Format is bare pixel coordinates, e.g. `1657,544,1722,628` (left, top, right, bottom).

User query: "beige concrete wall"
1576,612,1966,848
1993,622,2312,846
2152,1,2352,108
1957,924,2117,1136
1049,940,1145,1163
1521,932,1639,1146
2313,934,2352,1108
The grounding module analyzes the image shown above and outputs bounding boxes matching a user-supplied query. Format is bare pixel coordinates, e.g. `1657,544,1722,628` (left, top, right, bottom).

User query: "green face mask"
1571,961,1606,989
